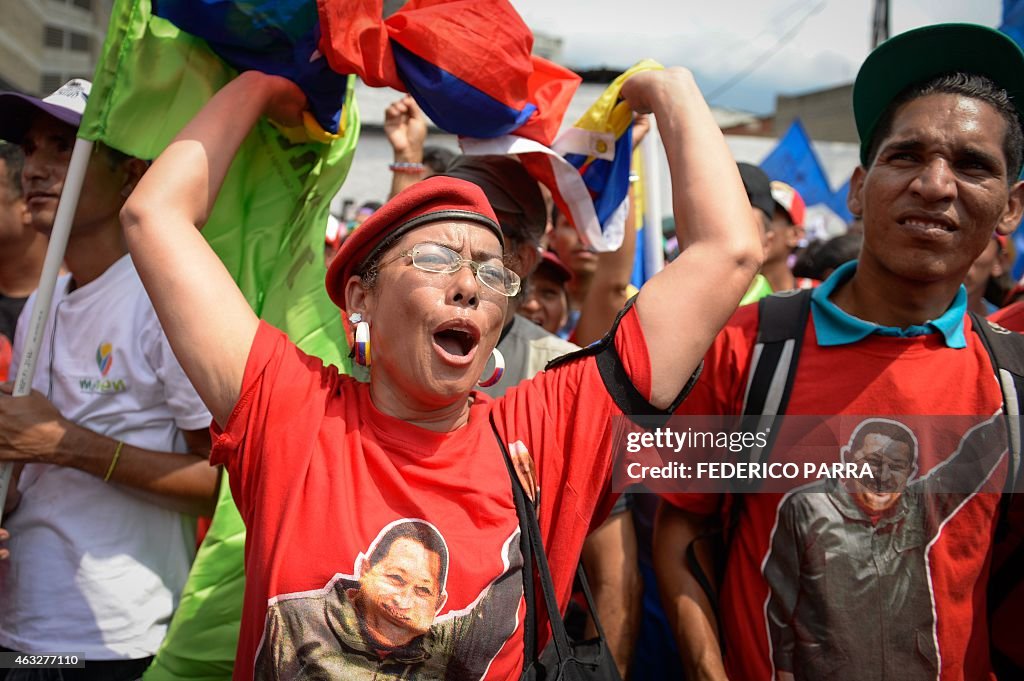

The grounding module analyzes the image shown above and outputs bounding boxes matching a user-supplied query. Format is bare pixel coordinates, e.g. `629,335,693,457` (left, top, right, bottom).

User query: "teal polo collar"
810,261,967,348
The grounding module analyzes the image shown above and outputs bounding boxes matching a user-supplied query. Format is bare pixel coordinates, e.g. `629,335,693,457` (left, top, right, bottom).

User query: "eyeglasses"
385,242,521,297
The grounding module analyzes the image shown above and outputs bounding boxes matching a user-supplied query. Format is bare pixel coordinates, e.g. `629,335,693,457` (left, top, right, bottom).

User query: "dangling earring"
350,313,371,367
478,347,505,387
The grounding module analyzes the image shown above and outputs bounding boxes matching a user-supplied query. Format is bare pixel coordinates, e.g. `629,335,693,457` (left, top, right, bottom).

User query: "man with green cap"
654,23,1024,681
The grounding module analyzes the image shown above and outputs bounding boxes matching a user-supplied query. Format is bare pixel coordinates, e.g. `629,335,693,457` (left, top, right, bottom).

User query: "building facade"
0,0,113,95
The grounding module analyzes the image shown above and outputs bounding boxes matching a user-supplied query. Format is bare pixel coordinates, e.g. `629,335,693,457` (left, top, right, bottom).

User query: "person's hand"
258,73,308,128
384,96,428,162
631,113,651,151
620,67,695,115
0,527,10,561
0,383,67,465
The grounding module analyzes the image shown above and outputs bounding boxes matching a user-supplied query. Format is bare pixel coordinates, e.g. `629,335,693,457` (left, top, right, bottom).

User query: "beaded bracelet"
389,162,426,174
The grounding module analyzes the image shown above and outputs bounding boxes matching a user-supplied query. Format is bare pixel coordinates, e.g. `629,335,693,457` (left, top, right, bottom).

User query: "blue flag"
1002,0,1024,46
760,119,833,206
761,119,853,223
827,179,854,223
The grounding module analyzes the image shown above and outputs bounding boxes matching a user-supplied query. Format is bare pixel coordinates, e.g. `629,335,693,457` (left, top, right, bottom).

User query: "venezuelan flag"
463,60,663,253
317,0,580,145
152,0,352,139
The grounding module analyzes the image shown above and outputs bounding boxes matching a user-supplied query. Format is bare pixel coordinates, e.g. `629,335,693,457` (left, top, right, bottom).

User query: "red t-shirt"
664,302,1006,681
990,300,1024,333
211,307,655,680
0,333,11,382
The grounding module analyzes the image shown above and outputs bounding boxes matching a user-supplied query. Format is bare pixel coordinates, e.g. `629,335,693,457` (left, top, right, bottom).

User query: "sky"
512,0,1002,113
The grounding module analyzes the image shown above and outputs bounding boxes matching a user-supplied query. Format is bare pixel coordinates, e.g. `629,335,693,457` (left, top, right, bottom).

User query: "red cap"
326,176,503,309
770,181,806,227
536,250,572,284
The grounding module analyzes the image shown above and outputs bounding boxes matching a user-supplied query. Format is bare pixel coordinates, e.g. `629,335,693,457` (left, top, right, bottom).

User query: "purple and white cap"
0,79,91,143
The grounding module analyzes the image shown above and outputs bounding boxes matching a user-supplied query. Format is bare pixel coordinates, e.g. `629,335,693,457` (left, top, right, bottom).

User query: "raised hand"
620,67,696,116
384,95,428,162
259,73,308,128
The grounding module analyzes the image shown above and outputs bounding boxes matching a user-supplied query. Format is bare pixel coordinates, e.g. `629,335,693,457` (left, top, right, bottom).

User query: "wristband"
103,440,125,482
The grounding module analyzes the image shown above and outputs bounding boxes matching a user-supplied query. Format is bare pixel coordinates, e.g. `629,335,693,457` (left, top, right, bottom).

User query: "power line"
692,0,811,73
707,0,831,104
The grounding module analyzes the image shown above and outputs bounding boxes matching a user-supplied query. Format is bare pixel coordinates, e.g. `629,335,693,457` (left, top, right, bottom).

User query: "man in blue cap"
656,24,1024,681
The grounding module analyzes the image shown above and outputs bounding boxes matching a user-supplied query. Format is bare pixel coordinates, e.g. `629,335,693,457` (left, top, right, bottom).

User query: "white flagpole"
0,136,93,525
641,118,665,277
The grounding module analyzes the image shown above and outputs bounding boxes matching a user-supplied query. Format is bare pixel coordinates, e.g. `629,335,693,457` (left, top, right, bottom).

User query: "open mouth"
432,321,480,361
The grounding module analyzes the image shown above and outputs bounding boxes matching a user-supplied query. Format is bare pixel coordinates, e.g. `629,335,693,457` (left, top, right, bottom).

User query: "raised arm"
384,95,429,199
121,72,306,427
623,69,762,409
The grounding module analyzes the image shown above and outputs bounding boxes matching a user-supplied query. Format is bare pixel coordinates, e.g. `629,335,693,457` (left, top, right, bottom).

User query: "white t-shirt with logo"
0,255,212,659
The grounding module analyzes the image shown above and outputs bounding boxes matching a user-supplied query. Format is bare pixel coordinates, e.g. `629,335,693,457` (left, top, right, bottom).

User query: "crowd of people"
0,17,1023,681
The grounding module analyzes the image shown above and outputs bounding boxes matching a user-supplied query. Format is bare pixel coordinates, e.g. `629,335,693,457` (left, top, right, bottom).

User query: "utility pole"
872,0,891,48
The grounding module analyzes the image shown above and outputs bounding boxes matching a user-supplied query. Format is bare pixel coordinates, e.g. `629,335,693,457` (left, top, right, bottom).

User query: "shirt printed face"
255,519,523,680
846,430,915,512
357,534,448,648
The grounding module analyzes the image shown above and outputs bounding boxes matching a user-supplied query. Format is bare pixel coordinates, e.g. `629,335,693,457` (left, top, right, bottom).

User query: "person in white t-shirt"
0,80,217,680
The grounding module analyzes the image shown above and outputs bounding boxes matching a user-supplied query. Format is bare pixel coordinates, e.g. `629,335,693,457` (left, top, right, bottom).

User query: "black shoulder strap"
970,314,1024,662
544,298,642,372
969,313,1024,494
742,289,814,418
735,290,813,483
547,296,701,423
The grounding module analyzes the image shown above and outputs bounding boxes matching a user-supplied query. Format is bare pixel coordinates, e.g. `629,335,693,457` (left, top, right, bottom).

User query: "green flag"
79,1,359,677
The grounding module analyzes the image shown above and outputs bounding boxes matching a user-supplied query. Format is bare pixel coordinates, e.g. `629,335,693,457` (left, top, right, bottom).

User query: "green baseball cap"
853,23,1024,166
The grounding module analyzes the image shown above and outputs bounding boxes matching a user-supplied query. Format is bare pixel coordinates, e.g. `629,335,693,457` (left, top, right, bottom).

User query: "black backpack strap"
970,314,1024,680
684,290,813,650
735,290,814,484
575,562,609,642
742,289,813,417
969,313,1024,495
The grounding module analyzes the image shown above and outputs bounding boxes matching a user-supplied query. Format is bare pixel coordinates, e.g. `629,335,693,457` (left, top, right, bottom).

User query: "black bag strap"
574,561,609,643
548,296,701,424
491,416,574,666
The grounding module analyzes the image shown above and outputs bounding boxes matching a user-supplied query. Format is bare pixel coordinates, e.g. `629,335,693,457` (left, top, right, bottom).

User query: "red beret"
326,176,503,309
